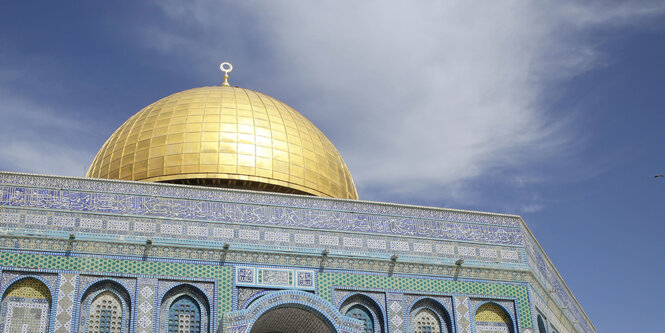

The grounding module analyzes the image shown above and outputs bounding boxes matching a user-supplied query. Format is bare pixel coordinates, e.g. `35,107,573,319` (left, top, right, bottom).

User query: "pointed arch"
536,313,547,333
225,290,361,333
407,298,453,333
473,301,515,333
158,283,210,333
77,279,132,333
0,276,53,333
340,293,385,333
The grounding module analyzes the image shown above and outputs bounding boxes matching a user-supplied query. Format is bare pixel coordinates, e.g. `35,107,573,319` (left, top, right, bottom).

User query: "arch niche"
473,302,515,333
0,277,53,332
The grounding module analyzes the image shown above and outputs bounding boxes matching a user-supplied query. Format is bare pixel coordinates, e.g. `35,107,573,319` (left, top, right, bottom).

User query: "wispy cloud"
142,0,664,210
2,1,659,212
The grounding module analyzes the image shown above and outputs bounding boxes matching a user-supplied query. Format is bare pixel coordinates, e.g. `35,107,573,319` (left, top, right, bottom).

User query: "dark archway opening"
250,305,337,333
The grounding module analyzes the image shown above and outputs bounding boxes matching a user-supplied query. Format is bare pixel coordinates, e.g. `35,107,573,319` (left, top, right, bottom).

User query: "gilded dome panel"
87,86,358,199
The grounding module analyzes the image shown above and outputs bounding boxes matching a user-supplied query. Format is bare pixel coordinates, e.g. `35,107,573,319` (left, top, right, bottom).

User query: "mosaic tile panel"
470,298,517,326
259,269,291,287
0,207,526,267
53,273,77,333
0,271,57,295
474,302,513,333
0,236,533,288
77,275,136,305
0,172,522,228
403,294,453,323
0,251,233,314
387,293,405,333
0,184,523,246
77,282,131,333
159,284,211,333
237,288,268,310
136,278,157,333
3,301,50,332
158,280,215,303
223,290,364,333
0,171,593,332
0,278,52,333
234,266,315,290
524,232,592,333
454,296,471,333
318,273,531,329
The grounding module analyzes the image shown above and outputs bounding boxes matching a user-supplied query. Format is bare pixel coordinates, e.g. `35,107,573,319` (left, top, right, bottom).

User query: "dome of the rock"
86,85,358,199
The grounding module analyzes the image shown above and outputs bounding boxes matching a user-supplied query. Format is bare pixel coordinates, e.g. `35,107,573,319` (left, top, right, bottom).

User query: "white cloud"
143,1,665,206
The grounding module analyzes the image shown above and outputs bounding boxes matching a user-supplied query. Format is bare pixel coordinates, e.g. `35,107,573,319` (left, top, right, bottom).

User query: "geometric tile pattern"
3,278,51,299
318,273,530,329
0,172,593,332
0,184,523,246
403,294,453,316
523,231,592,333
0,173,520,228
403,295,454,333
474,302,512,332
158,284,210,333
0,209,525,266
0,236,531,281
0,271,58,296
470,298,517,328
136,278,156,333
77,275,136,306
237,288,268,310
3,300,50,332
54,273,77,333
223,290,364,333
387,294,405,333
0,278,52,333
0,251,233,315
77,281,132,333
454,296,471,333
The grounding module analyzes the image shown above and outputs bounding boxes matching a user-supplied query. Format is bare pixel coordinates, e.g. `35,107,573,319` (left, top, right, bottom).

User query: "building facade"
0,68,593,333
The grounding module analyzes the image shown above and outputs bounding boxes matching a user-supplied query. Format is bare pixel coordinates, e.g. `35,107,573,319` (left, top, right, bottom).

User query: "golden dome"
86,85,358,199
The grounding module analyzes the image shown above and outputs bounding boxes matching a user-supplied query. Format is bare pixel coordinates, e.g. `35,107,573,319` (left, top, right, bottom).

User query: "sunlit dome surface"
87,84,358,200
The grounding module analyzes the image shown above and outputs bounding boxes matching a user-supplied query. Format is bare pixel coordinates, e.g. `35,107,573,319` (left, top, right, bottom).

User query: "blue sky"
1,1,664,331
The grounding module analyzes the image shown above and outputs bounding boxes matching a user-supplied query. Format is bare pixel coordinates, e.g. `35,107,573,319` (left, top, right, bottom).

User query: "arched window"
340,294,384,333
537,314,547,333
413,309,440,333
474,302,513,333
408,298,452,333
0,277,52,333
159,285,210,333
346,304,374,333
88,291,124,333
78,281,131,333
167,295,202,333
